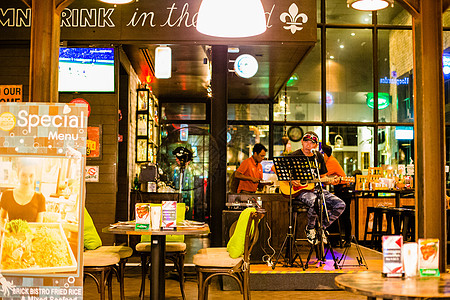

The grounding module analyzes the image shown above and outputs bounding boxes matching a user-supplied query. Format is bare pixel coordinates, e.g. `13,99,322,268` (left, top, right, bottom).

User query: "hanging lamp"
196,0,267,38
347,0,393,11
98,0,134,4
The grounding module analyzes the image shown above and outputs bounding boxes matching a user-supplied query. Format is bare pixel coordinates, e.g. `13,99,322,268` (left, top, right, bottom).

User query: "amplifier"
222,210,267,263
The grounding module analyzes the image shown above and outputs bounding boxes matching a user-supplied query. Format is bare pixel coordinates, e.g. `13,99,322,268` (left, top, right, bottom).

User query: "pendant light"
196,0,266,38
347,0,394,11
98,0,134,4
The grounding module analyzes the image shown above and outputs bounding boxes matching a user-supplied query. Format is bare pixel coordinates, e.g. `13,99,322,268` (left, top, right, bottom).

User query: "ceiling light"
155,46,172,79
196,0,266,38
98,0,134,4
339,45,344,49
347,0,393,11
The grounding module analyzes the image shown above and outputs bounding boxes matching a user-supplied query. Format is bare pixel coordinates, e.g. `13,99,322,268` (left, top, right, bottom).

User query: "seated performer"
234,143,267,193
321,144,352,247
289,132,346,245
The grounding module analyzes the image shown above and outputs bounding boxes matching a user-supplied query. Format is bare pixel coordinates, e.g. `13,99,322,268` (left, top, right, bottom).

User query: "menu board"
0,103,88,299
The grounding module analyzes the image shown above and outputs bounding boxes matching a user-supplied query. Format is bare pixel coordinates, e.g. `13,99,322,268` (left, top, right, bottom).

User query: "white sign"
85,165,99,182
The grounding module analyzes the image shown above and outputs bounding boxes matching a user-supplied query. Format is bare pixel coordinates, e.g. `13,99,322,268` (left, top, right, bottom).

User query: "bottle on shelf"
133,174,140,190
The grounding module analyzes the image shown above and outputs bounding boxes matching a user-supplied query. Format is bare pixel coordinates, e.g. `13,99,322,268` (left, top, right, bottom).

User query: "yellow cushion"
226,208,256,258
84,208,102,250
136,242,186,252
93,245,133,259
193,250,242,267
84,251,120,267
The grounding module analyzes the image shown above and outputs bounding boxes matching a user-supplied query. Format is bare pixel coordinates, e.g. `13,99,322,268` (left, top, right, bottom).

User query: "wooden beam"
20,0,31,8
396,0,420,18
412,0,447,272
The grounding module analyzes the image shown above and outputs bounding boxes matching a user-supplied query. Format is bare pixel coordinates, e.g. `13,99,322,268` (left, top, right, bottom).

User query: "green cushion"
84,208,102,250
141,203,186,243
226,207,256,258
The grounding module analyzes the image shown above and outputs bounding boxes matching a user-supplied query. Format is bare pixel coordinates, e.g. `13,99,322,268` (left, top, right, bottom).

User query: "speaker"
222,210,267,263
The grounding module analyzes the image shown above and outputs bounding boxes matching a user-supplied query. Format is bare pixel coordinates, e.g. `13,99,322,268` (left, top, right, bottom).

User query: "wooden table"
335,271,450,299
103,224,210,300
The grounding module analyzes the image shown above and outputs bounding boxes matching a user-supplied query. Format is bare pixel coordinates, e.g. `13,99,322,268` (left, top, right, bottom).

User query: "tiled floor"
83,236,375,299
82,264,367,299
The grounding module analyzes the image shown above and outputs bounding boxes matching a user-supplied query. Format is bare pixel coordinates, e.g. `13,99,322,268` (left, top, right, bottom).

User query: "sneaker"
305,227,317,244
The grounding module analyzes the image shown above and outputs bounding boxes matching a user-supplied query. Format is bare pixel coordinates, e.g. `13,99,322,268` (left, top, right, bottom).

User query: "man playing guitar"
285,131,346,245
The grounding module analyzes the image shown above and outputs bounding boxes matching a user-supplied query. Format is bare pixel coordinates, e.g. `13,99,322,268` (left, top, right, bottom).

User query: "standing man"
322,144,352,247
235,143,267,193
289,132,346,245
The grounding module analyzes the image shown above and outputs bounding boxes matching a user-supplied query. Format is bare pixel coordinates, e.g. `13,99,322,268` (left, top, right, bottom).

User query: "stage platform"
224,241,383,291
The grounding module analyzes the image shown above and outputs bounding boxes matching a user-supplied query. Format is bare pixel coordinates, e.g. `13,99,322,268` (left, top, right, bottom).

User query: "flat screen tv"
58,47,115,93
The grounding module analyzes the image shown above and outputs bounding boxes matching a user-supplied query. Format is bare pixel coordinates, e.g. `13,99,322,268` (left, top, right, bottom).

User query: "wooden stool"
363,207,376,246
370,207,394,250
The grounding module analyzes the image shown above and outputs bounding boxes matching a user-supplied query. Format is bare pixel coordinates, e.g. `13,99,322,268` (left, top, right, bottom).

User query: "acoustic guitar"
279,176,355,198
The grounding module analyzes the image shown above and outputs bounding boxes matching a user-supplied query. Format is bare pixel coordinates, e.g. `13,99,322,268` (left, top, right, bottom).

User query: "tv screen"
58,47,115,93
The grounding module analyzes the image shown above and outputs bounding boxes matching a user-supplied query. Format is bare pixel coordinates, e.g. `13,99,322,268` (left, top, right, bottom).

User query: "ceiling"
122,43,315,102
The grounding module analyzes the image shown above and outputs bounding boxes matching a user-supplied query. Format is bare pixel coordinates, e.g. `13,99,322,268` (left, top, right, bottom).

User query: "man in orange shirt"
322,144,351,247
235,143,267,193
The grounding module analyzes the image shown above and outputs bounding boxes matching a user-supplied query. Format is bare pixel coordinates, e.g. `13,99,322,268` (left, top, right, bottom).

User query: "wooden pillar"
210,45,228,247
412,0,446,271
25,0,74,102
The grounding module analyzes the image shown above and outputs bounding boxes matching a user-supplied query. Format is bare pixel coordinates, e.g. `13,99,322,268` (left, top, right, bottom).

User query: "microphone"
311,149,319,155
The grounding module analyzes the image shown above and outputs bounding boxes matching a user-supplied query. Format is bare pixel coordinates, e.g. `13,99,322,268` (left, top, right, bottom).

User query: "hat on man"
302,131,319,144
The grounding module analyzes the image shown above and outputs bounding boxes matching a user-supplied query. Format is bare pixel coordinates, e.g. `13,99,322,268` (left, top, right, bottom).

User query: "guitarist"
289,131,346,245
322,144,352,247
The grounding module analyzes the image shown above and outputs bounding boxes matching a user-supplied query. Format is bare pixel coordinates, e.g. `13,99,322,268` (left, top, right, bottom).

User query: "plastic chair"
193,208,265,300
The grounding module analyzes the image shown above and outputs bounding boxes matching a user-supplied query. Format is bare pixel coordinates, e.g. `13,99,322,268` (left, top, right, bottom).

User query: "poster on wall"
86,125,101,159
0,102,88,299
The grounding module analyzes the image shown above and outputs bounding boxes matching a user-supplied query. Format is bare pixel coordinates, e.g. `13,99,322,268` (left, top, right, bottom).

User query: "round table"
335,271,450,299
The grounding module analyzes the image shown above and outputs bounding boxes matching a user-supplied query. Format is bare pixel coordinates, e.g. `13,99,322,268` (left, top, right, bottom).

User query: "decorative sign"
0,85,22,102
70,98,91,117
234,54,258,78
87,126,102,159
0,0,317,44
366,92,390,110
85,165,99,182
0,102,88,299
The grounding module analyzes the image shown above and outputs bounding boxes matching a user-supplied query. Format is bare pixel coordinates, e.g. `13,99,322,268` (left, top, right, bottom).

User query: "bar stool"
370,207,394,250
400,208,415,242
292,201,309,242
363,206,376,246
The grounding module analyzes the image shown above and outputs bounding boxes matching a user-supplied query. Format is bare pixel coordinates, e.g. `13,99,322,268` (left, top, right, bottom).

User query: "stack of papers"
109,221,136,229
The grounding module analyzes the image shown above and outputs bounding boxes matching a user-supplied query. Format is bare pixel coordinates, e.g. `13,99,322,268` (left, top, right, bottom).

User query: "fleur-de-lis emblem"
280,3,308,34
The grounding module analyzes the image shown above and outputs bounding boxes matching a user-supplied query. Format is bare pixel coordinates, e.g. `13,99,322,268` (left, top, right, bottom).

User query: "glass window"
161,103,206,120
326,0,372,24
228,104,269,121
326,126,374,175
326,28,373,122
377,126,414,168
274,29,321,122
377,4,412,26
378,29,413,123
227,125,270,167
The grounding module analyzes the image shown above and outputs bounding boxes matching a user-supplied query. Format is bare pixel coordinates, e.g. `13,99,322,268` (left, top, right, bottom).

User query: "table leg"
150,235,166,300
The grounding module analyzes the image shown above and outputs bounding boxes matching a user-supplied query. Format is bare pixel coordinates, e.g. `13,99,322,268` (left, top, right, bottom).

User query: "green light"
366,92,390,110
287,73,299,87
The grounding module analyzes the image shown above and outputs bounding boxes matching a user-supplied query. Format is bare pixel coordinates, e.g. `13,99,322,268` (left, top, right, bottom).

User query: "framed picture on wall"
87,125,102,160
137,114,148,136
136,139,148,162
137,89,149,111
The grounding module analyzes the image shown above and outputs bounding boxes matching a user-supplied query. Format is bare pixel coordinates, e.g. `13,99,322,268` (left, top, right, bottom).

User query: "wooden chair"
84,251,120,300
193,208,265,300
84,208,133,300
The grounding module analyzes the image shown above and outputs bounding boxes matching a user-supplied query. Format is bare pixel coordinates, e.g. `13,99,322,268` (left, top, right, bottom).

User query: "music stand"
271,155,316,269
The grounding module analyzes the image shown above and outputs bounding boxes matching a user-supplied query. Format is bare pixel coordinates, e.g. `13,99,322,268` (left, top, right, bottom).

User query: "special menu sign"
0,103,88,299
0,0,316,44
